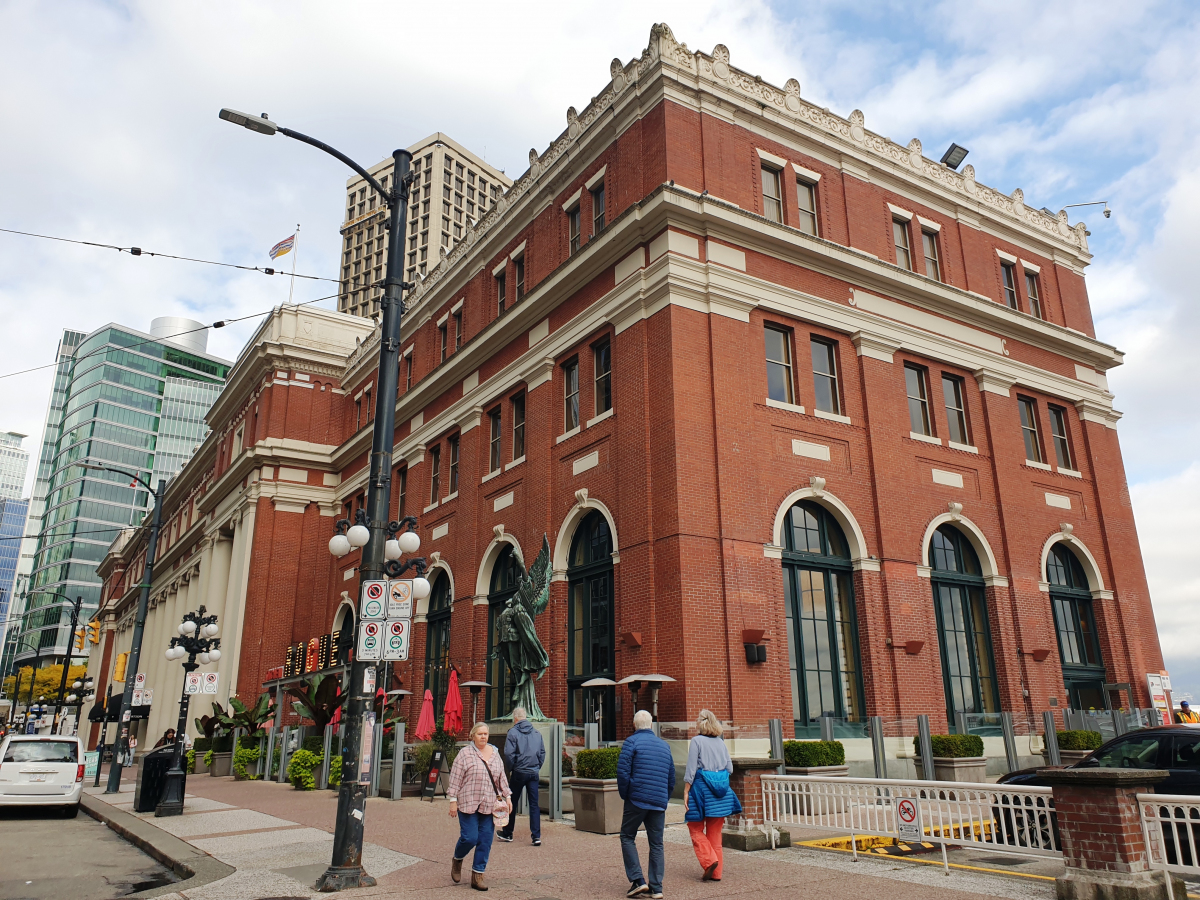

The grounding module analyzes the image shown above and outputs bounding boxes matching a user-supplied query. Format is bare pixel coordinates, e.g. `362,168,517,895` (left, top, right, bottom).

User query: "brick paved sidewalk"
86,771,1054,900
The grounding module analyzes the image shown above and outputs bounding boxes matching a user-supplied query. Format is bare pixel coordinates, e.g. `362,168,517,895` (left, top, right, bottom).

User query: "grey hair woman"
683,709,739,881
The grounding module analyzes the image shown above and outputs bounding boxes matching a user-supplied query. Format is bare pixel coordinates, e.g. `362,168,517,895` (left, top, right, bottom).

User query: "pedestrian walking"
447,722,512,891
498,707,545,846
617,710,675,899
683,709,740,881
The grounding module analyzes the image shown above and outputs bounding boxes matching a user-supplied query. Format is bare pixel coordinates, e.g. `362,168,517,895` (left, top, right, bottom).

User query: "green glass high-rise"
14,319,230,669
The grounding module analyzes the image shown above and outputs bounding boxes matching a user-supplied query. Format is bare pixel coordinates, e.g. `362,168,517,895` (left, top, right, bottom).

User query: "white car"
0,733,85,817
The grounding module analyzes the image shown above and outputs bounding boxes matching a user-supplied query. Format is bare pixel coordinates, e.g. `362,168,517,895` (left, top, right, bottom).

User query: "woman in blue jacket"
683,709,740,881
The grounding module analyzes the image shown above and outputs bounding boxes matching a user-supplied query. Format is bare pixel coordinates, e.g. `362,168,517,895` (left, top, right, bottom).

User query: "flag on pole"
269,235,295,259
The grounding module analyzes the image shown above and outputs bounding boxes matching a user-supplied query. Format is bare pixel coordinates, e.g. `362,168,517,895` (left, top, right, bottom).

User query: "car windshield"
1171,736,1200,770
1091,736,1160,769
3,741,79,763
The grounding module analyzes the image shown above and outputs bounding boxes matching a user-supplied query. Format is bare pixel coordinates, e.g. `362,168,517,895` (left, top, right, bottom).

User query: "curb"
81,794,236,897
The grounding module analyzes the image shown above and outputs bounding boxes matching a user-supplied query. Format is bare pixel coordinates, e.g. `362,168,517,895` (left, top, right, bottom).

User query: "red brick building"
89,24,1164,749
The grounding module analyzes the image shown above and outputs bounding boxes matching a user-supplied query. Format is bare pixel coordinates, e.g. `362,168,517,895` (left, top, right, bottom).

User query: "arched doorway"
485,544,523,721
930,524,999,728
424,572,452,711
567,511,615,741
1048,543,1106,710
781,499,864,738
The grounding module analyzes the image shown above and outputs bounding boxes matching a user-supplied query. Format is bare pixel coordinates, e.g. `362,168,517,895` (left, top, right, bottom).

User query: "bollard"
769,719,786,775
584,723,598,750
320,724,332,790
917,715,935,780
388,723,405,800
819,716,834,742
265,727,277,780
548,722,564,822
369,718,384,798
277,726,292,783
869,716,887,779
1000,712,1019,774
1043,711,1061,766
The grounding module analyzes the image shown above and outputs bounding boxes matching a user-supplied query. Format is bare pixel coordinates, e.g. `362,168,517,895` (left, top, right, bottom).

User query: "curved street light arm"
278,127,391,204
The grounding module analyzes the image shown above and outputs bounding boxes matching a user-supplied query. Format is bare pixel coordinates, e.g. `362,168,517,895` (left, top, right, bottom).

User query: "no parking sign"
383,618,409,661
357,620,383,661
360,580,387,619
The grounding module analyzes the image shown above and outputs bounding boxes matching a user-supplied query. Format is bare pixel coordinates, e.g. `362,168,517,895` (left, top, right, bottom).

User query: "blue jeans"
620,801,665,892
454,811,495,873
500,769,540,840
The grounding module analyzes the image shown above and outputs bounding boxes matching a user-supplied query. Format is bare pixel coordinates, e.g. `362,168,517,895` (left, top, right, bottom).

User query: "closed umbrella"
415,689,436,741
443,669,463,735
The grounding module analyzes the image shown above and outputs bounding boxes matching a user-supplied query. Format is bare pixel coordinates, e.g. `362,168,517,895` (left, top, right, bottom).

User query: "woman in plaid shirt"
448,722,512,891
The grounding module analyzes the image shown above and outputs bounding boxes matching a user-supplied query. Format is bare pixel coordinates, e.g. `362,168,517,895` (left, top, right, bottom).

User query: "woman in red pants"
683,709,741,881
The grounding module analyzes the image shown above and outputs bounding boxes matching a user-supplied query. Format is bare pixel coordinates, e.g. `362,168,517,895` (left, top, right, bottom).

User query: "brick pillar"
727,757,782,828
1039,768,1183,899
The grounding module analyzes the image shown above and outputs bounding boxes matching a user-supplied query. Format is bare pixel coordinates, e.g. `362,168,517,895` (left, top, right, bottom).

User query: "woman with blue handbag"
683,709,741,881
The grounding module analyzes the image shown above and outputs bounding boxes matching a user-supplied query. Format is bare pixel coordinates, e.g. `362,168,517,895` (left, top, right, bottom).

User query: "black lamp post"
156,605,221,817
64,676,96,736
221,105,420,892
51,594,86,734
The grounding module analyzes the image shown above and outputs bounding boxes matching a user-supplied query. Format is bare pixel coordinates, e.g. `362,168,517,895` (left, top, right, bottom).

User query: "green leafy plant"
204,749,214,768
574,747,621,779
328,755,342,787
186,748,196,773
914,734,985,758
784,740,846,768
194,702,229,740
302,734,325,753
1056,730,1104,752
193,736,212,755
562,749,574,777
233,746,262,780
219,693,276,736
411,742,435,776
212,732,234,753
286,674,346,730
287,748,322,790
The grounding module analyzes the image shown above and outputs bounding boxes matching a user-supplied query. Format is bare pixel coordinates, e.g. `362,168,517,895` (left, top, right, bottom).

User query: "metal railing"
762,774,1061,872
1139,793,1200,876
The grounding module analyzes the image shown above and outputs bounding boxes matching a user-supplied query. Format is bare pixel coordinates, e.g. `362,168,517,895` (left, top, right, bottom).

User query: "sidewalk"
84,770,1056,900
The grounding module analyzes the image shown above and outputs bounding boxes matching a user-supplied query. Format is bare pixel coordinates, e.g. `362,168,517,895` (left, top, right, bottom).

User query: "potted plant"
233,733,265,780
1044,730,1103,765
191,736,212,774
784,740,848,776
568,747,622,834
287,735,333,790
209,724,234,777
913,734,987,782
286,673,346,732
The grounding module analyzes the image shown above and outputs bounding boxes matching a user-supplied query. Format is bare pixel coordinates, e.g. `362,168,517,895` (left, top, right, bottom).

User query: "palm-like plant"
286,673,346,730
194,701,229,740
218,693,277,734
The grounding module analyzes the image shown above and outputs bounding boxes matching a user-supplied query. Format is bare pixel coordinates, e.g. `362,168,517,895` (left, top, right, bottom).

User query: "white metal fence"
1139,793,1200,877
762,775,1061,872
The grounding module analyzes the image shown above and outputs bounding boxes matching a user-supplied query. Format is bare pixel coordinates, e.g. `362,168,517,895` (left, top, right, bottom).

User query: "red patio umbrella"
415,689,436,741
443,669,463,735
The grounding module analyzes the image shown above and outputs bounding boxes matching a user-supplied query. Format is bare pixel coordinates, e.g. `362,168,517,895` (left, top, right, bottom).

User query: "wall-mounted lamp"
742,629,767,664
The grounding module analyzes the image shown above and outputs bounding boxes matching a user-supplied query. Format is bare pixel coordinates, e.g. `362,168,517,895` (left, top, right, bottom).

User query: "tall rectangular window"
1019,397,1043,463
810,338,840,414
893,219,912,270
509,393,525,462
515,258,525,300
594,339,612,416
448,435,459,494
764,326,794,404
942,374,969,445
439,322,448,362
592,185,605,234
905,364,932,435
796,180,818,235
922,230,941,282
568,206,581,254
453,310,463,350
429,445,441,504
396,467,407,518
405,355,413,391
496,272,506,316
1048,405,1073,469
1001,262,1019,309
762,165,782,222
488,408,501,473
563,360,579,431
1025,272,1043,319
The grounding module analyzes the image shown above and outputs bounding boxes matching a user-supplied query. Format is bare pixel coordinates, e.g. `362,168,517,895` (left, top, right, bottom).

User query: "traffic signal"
74,628,85,652
113,651,129,682
87,621,101,644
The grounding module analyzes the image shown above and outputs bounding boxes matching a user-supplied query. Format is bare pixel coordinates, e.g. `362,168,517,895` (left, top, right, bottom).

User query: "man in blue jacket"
498,707,545,845
617,710,675,899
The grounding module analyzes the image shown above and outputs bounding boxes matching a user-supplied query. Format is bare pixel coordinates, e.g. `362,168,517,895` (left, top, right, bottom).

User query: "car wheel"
62,803,80,819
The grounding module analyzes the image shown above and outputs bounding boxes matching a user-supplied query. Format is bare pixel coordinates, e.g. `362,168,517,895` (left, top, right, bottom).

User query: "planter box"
568,777,622,834
192,753,210,775
234,756,263,780
914,756,988,783
209,751,232,777
1041,749,1092,766
538,780,574,814
784,765,849,777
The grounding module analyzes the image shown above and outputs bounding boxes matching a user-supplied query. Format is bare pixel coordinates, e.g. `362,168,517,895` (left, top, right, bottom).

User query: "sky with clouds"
1,1,1196,698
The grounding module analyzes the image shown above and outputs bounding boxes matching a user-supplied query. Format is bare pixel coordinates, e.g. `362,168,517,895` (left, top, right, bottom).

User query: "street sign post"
357,621,382,661
896,797,922,841
360,581,387,620
202,673,219,694
383,619,410,661
184,673,202,695
387,580,412,618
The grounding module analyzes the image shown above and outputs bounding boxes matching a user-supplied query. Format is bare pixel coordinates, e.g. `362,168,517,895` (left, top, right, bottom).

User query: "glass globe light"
412,576,431,600
203,622,219,637
384,539,402,560
67,694,77,703
72,680,82,689
347,524,370,547
329,533,351,557
198,652,211,664
178,622,188,635
183,620,198,635
397,530,420,554
166,647,176,660
209,648,222,662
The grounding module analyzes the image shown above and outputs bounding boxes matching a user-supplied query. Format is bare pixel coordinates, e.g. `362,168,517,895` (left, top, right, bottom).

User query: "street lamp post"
64,676,96,737
156,606,220,817
52,595,85,734
80,463,167,794
221,105,419,892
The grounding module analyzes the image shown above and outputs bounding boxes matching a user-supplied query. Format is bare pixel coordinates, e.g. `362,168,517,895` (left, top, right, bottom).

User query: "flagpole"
287,223,300,305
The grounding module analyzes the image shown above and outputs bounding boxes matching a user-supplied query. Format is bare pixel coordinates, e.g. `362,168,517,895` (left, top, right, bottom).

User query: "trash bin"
133,747,181,813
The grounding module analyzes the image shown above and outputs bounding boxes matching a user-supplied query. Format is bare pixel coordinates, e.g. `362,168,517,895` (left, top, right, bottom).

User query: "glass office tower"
14,320,230,668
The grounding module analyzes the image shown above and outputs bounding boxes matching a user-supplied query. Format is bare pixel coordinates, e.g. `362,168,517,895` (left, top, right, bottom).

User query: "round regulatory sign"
389,620,406,637
363,621,381,637
364,582,385,600
363,598,384,617
897,799,917,823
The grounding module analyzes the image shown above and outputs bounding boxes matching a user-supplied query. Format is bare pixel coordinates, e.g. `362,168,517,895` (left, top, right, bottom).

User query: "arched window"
781,500,864,738
485,545,523,721
333,605,355,667
424,572,452,711
568,511,615,740
1048,543,1105,710
930,525,999,727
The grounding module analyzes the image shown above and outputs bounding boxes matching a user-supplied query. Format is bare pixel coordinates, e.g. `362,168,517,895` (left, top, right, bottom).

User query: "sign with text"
383,618,410,661
134,673,146,689
144,689,154,705
357,621,382,661
184,673,203,695
84,751,99,779
422,749,446,801
358,711,376,784
132,689,144,706
202,673,219,694
387,580,413,619
360,580,387,620
896,798,921,842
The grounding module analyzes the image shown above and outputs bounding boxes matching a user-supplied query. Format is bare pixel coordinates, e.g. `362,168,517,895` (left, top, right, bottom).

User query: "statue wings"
516,534,552,618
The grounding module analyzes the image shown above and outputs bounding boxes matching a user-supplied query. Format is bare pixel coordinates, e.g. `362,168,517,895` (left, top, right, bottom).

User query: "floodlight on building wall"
940,143,970,170
218,108,278,136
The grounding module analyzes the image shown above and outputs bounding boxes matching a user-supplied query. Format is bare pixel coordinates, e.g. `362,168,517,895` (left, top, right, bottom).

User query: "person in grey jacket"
498,707,545,845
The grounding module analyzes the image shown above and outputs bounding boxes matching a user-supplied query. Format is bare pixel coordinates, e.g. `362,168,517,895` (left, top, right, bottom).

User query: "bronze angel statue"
495,534,552,720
